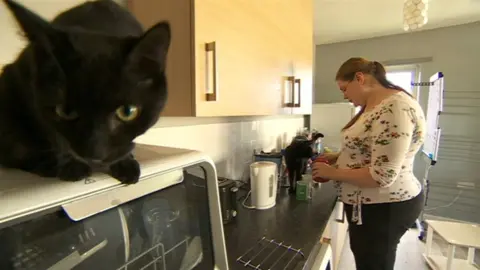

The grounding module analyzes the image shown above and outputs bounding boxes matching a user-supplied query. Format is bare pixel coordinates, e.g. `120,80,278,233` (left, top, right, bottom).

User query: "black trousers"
344,191,425,270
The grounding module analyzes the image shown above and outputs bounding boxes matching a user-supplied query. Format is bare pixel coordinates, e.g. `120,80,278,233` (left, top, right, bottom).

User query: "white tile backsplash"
135,117,304,180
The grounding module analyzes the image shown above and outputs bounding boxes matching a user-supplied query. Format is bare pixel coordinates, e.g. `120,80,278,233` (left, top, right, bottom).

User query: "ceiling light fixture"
403,0,429,31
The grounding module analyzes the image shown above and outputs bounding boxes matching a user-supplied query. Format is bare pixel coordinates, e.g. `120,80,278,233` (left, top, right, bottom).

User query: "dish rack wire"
116,236,190,270
236,237,306,270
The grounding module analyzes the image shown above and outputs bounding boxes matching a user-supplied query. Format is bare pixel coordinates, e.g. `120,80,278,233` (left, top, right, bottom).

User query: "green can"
296,180,310,201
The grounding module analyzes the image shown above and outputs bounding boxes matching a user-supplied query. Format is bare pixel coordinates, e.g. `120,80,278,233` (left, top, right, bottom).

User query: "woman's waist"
338,180,422,204
341,189,424,207
338,174,421,190
336,160,415,170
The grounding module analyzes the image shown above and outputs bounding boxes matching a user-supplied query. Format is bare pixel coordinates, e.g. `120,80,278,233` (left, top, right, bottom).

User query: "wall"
314,22,480,223
0,1,306,181
0,0,127,66
314,22,479,106
136,116,303,180
310,103,355,149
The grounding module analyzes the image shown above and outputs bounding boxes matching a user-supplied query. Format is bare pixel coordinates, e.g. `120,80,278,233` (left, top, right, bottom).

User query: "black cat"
0,0,171,184
284,133,324,193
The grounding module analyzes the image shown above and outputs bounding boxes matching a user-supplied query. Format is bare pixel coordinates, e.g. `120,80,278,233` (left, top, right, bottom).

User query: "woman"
312,58,426,270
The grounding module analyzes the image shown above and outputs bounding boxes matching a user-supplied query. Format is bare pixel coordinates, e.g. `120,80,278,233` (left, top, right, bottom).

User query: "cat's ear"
127,21,171,72
3,0,57,46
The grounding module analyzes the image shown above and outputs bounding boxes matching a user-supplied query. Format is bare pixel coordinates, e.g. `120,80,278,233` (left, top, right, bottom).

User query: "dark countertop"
223,181,338,270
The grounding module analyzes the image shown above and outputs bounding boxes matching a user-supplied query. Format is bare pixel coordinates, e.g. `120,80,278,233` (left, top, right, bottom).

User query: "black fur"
0,0,171,184
285,133,324,192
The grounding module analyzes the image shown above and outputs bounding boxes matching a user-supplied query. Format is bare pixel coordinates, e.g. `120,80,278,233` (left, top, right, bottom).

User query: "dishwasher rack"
116,205,199,270
117,236,191,270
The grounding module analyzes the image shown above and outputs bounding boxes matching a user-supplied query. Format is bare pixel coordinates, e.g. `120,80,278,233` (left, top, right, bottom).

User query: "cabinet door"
194,0,293,116
329,200,348,270
129,0,305,117
290,0,314,115
127,0,196,117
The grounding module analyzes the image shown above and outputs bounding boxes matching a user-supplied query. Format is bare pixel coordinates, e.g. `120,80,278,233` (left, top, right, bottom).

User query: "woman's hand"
312,159,335,183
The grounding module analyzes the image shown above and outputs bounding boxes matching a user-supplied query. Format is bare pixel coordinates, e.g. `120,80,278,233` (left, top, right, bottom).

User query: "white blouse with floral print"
334,91,426,225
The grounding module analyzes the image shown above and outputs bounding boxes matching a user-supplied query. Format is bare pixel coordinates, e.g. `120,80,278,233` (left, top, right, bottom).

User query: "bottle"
302,174,314,200
316,138,324,155
308,178,314,200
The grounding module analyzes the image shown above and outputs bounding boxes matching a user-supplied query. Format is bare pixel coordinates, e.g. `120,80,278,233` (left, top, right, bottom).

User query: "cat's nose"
82,151,107,164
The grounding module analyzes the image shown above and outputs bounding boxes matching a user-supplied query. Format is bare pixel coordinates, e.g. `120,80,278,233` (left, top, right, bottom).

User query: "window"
387,71,414,94
385,64,420,102
354,106,361,115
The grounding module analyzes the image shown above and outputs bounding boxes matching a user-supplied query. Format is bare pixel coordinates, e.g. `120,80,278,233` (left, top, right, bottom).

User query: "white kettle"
248,161,278,210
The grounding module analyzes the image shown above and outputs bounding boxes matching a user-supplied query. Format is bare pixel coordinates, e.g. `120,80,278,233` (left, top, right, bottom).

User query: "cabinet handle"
284,76,295,107
293,78,301,108
335,200,345,223
335,212,345,223
205,42,217,101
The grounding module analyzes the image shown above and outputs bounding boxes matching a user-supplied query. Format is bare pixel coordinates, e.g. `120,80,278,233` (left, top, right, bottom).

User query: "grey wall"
315,22,480,223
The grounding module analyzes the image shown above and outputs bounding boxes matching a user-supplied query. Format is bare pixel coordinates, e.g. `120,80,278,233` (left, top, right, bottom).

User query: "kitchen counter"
223,181,338,270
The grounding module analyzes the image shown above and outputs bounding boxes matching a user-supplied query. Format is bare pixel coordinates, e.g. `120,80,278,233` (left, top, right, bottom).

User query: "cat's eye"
116,105,139,121
55,105,79,120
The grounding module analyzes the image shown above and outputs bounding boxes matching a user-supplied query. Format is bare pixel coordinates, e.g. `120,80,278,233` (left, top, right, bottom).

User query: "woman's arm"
314,101,417,188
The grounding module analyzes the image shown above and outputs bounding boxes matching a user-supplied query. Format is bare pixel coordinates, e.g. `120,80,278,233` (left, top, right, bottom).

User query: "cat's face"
5,0,171,166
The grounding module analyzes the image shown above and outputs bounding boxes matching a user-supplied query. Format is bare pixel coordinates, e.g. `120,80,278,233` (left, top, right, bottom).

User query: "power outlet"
457,182,475,189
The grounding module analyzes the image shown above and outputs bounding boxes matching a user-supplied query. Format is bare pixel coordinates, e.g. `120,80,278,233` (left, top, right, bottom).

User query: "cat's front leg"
16,155,59,178
109,155,140,184
57,160,92,181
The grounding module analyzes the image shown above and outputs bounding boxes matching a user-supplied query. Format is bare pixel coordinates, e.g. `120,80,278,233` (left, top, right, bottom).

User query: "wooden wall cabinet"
127,0,313,117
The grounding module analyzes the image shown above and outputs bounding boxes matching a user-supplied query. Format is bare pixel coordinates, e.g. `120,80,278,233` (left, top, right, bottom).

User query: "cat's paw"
109,157,140,184
58,160,92,181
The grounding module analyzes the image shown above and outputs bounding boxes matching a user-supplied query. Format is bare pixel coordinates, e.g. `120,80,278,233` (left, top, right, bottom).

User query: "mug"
312,157,330,183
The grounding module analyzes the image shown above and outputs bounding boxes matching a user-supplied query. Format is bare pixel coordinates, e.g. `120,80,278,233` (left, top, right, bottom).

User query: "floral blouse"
334,92,426,224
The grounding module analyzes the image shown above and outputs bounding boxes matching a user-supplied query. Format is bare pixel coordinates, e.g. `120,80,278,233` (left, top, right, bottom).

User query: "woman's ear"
355,72,365,85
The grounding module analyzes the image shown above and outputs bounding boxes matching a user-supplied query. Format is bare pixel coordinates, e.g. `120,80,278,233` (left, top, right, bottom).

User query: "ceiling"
314,0,480,44
2,1,479,46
